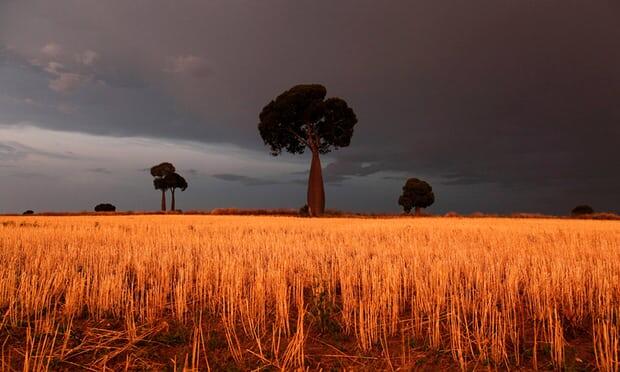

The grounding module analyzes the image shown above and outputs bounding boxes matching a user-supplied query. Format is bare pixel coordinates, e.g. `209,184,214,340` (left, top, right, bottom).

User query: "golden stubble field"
0,215,618,371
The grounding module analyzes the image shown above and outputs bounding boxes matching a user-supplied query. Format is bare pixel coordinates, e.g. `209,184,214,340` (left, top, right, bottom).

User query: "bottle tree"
258,84,357,216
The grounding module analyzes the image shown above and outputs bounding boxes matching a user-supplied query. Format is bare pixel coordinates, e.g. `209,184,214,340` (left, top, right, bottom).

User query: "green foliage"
151,162,176,192
398,178,435,213
258,84,357,156
164,172,188,192
150,162,175,178
153,177,167,191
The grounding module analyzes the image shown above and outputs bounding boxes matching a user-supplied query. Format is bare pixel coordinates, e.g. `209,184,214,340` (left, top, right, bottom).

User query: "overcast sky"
1,1,618,214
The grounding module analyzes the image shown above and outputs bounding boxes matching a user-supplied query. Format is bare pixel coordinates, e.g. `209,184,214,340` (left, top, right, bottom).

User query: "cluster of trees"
259,85,604,217
150,163,188,211
259,84,436,216
66,84,597,217
88,162,189,213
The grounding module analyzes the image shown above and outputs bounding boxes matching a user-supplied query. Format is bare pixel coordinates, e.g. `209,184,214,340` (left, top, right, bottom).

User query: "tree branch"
287,128,311,149
304,125,320,153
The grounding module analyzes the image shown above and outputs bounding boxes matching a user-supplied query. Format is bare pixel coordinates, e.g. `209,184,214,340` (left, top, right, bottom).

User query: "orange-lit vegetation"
0,216,618,370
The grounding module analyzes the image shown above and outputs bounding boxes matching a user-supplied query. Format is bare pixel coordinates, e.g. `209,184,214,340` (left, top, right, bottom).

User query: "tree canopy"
165,172,188,192
398,178,435,214
153,177,168,192
258,84,357,155
150,162,175,178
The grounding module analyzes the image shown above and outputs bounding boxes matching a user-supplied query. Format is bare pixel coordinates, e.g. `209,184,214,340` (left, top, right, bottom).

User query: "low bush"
571,205,594,216
94,203,116,212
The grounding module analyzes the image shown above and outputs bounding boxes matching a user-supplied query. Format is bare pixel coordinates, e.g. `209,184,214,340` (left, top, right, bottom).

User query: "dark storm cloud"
1,1,619,213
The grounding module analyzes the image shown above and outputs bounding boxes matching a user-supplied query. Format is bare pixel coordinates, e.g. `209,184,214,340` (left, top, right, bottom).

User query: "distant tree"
258,84,358,216
398,178,435,215
164,172,188,211
22,210,34,215
151,162,175,211
94,203,116,212
571,205,594,216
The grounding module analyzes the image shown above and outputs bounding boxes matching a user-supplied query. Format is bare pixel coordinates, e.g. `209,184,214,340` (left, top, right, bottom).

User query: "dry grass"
0,215,618,370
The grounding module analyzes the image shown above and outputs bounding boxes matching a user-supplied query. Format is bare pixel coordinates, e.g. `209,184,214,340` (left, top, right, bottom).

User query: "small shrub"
299,204,309,217
571,205,594,216
22,210,34,215
94,203,116,212
444,211,459,217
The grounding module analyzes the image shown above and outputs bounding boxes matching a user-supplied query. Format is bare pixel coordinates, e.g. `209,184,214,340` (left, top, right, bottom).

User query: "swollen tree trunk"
171,189,176,211
307,151,325,217
415,206,421,216
161,190,166,211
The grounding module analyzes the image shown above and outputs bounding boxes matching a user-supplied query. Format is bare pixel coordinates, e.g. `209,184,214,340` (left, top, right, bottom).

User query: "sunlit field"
0,216,618,370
